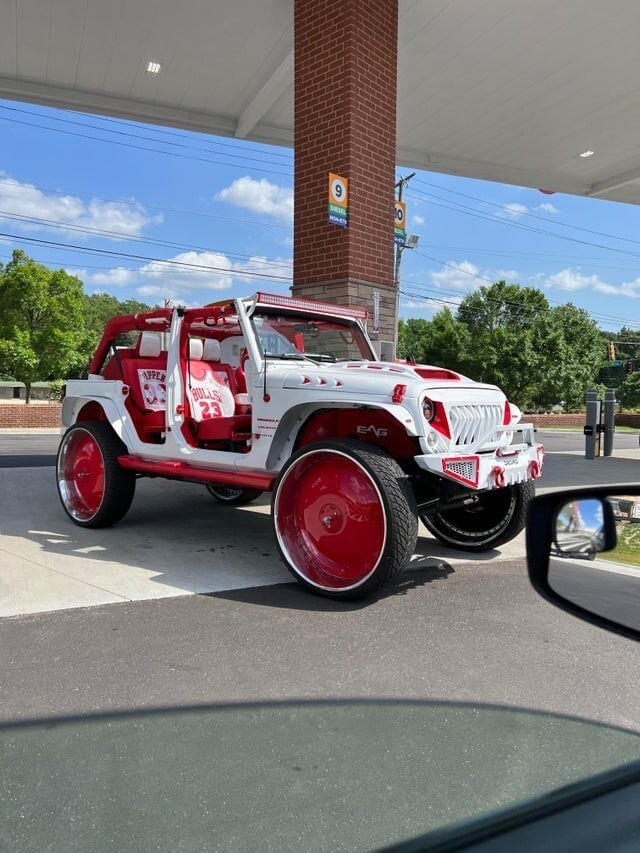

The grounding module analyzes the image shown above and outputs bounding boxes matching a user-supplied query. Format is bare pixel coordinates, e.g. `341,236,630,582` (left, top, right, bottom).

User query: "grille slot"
449,404,504,447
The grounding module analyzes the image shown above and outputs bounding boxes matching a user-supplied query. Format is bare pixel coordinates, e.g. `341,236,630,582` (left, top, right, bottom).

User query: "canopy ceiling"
1,0,640,204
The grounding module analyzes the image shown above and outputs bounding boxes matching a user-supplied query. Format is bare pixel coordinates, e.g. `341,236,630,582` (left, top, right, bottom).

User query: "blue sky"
1,97,640,332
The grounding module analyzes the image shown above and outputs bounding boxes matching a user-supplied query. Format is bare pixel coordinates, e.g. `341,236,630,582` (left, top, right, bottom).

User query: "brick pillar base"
293,0,398,347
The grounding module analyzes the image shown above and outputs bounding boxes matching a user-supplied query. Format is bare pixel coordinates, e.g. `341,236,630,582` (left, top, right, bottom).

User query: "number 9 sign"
329,173,349,207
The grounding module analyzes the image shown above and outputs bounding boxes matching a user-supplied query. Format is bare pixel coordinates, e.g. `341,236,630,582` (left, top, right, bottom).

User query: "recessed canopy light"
146,61,162,75
579,149,595,158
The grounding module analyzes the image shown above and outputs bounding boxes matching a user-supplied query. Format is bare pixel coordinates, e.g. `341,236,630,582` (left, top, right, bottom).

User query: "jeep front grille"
448,403,504,447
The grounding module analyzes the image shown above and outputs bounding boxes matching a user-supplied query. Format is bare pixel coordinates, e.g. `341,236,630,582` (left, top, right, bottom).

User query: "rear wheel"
206,485,263,505
420,481,534,552
56,421,135,528
272,439,418,599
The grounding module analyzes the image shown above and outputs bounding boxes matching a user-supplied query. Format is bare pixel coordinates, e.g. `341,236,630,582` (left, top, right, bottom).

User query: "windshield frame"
248,306,376,363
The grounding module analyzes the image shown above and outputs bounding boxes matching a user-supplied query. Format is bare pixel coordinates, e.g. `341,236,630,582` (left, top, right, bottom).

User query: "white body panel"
63,294,544,491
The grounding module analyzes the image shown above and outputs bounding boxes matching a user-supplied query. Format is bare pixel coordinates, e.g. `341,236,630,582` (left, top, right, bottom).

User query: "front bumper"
415,423,544,490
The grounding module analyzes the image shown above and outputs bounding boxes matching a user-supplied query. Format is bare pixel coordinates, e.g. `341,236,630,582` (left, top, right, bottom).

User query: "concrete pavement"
1,430,639,618
1,430,639,734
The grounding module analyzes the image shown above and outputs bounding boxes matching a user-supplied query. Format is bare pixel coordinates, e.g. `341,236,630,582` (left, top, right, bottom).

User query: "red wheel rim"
274,449,386,590
58,429,106,521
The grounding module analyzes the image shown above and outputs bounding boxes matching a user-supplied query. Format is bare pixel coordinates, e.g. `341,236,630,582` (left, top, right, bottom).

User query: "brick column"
293,0,398,349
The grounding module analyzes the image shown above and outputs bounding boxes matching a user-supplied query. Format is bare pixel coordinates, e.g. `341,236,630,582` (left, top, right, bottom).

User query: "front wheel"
420,481,534,552
206,484,263,505
272,439,418,600
56,421,135,528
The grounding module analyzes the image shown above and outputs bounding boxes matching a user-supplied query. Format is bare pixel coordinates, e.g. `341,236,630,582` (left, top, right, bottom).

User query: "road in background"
0,431,60,467
1,427,639,467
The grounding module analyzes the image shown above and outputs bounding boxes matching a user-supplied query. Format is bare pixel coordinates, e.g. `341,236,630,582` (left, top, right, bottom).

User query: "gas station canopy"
2,0,640,204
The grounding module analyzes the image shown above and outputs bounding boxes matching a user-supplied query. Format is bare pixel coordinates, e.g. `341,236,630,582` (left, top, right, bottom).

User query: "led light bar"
255,292,368,320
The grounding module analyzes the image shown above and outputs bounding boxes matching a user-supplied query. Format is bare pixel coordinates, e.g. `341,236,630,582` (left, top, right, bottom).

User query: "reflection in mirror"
549,495,640,633
554,498,605,560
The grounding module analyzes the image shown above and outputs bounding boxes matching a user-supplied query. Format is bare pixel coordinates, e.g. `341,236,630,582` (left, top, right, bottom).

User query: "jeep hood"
280,360,508,402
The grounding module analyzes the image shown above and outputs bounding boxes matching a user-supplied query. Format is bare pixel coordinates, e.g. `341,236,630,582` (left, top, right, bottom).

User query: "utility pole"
394,172,416,359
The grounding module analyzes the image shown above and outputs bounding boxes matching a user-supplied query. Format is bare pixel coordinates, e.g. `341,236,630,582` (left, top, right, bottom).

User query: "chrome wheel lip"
57,427,106,522
273,447,387,592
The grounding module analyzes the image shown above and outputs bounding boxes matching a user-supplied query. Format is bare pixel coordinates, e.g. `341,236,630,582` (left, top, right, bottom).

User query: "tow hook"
493,465,505,488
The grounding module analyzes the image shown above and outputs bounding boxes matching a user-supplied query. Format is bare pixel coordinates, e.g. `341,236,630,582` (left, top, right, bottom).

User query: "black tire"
56,421,135,528
272,439,418,600
420,481,535,552
205,484,263,505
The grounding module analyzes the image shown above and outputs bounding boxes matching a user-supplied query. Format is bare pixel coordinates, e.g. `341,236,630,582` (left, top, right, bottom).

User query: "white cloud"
429,260,481,291
540,267,640,298
64,267,88,280
136,250,292,303
402,295,463,315
412,214,426,227
593,279,640,298
536,202,559,214
140,251,237,293
542,268,607,292
0,174,161,238
62,266,136,287
216,176,293,222
91,267,137,286
497,202,528,220
61,249,292,304
494,269,521,282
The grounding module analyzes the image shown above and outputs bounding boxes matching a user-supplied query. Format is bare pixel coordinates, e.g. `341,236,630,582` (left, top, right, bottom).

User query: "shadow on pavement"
205,560,455,611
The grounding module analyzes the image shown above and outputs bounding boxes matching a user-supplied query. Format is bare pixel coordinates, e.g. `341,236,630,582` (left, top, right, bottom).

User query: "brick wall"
293,0,398,341
0,404,62,429
526,413,585,428
527,413,640,429
1,404,635,432
616,413,640,429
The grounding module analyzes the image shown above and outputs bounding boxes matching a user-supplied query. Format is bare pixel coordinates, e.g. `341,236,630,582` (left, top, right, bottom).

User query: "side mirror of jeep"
526,487,640,640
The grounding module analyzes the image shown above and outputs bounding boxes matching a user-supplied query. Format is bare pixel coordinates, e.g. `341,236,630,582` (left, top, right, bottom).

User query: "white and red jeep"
56,291,544,599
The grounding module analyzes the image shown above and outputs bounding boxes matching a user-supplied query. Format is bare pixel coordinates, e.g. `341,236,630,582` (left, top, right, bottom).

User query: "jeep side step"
117,455,275,491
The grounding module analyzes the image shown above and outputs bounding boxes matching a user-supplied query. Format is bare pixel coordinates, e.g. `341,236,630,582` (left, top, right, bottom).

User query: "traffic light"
607,341,616,360
626,359,634,375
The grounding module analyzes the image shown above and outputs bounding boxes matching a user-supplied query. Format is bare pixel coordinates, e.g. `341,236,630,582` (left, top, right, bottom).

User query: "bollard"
584,388,601,460
603,388,616,457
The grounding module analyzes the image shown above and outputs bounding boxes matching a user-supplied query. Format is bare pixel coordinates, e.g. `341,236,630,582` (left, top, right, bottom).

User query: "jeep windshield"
251,308,375,362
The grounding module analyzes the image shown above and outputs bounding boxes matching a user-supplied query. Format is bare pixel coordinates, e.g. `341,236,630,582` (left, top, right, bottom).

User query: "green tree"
398,310,471,369
398,318,430,362
619,371,640,409
536,304,603,410
398,280,606,410
456,281,550,404
0,250,86,402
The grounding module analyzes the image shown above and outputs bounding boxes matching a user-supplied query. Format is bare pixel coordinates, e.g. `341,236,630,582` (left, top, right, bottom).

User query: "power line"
407,188,640,259
404,253,637,328
413,177,640,248
0,209,292,270
0,113,292,178
0,231,292,282
0,177,291,231
0,102,293,162
424,243,640,269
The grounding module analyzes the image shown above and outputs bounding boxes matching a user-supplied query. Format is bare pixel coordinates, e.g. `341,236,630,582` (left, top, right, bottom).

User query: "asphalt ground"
0,429,639,730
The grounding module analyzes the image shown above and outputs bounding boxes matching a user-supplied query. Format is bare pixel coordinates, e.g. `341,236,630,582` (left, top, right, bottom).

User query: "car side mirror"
527,487,640,640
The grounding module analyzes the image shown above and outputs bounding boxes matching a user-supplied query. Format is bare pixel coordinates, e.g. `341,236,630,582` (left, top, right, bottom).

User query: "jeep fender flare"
265,401,419,470
61,396,135,447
